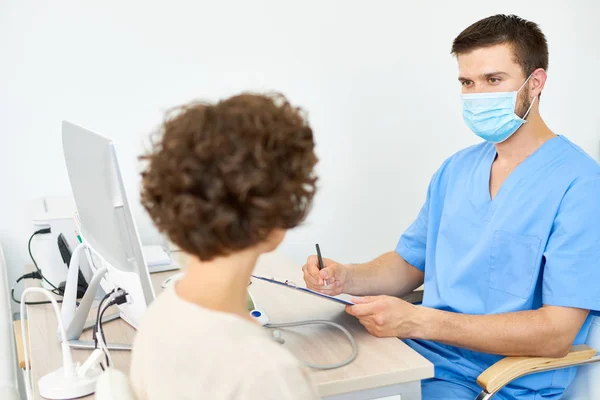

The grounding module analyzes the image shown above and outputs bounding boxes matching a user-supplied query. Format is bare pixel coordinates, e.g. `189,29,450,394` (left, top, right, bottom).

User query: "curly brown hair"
140,93,318,261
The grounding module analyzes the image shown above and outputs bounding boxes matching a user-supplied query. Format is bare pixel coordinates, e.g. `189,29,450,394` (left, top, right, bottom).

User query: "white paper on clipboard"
251,274,354,306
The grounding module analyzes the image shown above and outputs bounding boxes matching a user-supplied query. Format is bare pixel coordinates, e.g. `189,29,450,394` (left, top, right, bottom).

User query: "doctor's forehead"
456,43,524,79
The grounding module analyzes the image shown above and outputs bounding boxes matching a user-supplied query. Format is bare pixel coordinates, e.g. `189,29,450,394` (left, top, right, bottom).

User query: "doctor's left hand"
345,296,423,339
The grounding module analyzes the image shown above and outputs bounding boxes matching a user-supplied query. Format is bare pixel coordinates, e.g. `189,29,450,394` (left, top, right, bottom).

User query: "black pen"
315,243,327,286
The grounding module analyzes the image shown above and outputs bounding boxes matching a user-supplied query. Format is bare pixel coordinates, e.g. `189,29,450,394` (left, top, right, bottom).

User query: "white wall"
1,0,599,292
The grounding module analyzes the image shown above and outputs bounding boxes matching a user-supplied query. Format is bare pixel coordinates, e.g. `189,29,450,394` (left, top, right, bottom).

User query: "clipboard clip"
266,276,298,288
284,280,297,288
255,275,299,288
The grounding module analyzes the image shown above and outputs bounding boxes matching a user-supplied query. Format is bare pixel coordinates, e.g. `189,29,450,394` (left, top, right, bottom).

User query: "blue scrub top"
396,136,600,399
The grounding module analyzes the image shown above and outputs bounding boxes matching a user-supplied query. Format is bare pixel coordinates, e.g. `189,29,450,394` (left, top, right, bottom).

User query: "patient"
130,93,319,399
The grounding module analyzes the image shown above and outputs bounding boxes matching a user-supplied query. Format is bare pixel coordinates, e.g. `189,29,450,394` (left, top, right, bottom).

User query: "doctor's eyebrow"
458,71,509,82
481,71,509,79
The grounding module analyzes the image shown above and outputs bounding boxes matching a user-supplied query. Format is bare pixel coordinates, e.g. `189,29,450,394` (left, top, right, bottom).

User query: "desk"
22,251,433,399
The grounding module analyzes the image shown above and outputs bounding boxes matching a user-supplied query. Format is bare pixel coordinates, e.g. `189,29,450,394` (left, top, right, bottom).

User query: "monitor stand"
60,243,132,350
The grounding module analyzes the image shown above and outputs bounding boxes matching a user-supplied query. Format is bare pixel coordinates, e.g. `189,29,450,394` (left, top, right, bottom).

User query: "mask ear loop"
521,96,537,121
517,73,534,93
517,72,537,121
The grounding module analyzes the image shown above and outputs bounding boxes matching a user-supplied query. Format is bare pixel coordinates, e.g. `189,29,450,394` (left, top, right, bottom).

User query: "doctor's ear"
529,68,547,99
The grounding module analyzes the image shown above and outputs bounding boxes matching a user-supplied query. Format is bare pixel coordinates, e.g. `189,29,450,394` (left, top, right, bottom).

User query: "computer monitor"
61,121,155,331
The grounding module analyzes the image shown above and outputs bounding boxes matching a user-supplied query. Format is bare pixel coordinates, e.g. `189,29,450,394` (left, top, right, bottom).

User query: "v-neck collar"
479,135,567,221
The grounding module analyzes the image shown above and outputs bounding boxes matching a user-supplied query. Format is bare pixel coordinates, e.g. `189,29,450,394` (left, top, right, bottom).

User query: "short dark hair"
140,93,318,261
451,14,548,77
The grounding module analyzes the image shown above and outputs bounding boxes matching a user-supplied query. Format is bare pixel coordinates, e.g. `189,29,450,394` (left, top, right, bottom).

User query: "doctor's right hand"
302,255,352,296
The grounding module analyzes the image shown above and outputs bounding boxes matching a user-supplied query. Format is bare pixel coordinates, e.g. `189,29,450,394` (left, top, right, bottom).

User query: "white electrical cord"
96,328,113,367
265,320,358,370
20,287,72,400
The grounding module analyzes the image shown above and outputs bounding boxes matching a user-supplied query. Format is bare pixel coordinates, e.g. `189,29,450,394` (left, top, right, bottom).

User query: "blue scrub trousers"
422,378,479,399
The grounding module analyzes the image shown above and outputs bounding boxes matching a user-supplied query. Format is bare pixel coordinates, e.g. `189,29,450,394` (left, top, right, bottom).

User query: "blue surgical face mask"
461,74,536,143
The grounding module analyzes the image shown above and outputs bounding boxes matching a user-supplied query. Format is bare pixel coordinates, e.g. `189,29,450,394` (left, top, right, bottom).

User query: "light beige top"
130,286,319,400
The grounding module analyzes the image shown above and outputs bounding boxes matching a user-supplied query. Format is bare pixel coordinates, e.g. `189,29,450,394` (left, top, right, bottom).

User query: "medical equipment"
253,275,358,369
461,73,535,143
266,320,358,370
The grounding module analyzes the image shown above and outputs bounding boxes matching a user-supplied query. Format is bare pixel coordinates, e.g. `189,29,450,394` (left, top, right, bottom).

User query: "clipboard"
251,274,354,306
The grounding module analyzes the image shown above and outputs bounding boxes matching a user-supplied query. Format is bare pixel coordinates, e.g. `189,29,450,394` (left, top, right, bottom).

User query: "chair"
401,290,600,399
0,245,21,400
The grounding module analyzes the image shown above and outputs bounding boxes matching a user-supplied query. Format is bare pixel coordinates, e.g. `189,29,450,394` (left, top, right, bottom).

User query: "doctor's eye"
461,80,474,87
487,77,501,84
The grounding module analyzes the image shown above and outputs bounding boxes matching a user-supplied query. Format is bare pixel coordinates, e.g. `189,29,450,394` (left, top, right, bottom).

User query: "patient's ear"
262,229,286,252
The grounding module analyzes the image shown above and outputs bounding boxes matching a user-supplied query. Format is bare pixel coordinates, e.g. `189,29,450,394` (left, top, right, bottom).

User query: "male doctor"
303,14,600,399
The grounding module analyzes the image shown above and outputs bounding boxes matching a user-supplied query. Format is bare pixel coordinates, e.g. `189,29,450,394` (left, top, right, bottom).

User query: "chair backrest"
563,315,600,399
0,246,20,400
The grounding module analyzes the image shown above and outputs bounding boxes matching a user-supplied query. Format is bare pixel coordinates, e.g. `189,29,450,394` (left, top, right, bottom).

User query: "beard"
516,87,533,119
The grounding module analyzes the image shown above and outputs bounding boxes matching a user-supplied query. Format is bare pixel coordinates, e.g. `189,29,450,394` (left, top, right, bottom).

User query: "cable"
93,290,115,343
93,290,116,367
94,289,129,368
20,287,71,400
265,320,358,370
97,305,114,366
14,228,82,305
97,290,128,367
10,272,68,306
28,228,62,293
